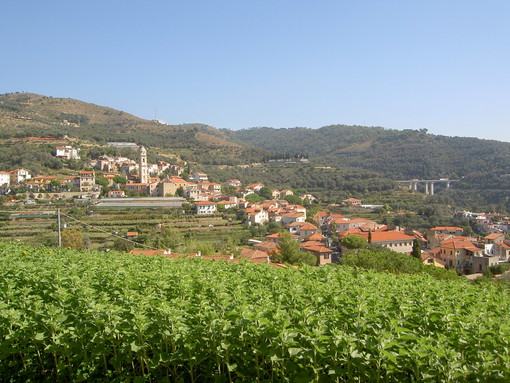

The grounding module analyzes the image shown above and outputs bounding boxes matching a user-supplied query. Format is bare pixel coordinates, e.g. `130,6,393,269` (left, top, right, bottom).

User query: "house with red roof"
225,179,241,187
157,176,188,197
78,171,96,192
484,233,505,244
339,230,416,254
239,248,270,263
107,190,126,198
246,183,264,192
428,226,464,236
265,232,300,243
294,222,319,239
421,251,446,268
496,241,510,262
254,240,279,255
195,201,217,215
247,209,269,225
300,241,333,265
342,197,362,206
438,238,498,274
279,212,306,226
9,168,31,184
304,233,327,242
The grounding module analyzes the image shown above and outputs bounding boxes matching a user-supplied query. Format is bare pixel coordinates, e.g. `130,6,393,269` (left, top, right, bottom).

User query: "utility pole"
57,209,62,247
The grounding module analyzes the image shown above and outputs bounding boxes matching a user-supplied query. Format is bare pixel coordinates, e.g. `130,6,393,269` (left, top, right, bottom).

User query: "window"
323,254,329,259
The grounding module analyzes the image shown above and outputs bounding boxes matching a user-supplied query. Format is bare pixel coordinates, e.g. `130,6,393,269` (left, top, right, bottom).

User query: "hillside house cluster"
317,211,509,275
91,155,182,177
249,221,332,266
426,228,509,274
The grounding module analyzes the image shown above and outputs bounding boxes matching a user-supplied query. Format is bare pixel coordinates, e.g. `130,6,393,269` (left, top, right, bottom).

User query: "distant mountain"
229,125,510,180
2,92,509,211
0,92,265,165
229,125,510,211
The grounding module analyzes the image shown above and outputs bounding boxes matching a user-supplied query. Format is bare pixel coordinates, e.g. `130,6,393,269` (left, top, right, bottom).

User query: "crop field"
0,241,509,382
0,208,249,249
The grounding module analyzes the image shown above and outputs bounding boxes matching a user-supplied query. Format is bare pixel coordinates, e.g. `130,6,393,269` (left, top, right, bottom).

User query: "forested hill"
229,125,510,180
0,93,266,165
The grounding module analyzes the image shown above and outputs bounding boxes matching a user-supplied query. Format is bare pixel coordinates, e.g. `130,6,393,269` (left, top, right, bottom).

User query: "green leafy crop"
0,241,509,382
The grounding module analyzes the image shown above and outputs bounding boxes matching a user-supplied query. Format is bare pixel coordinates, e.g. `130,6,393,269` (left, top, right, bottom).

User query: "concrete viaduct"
396,179,459,195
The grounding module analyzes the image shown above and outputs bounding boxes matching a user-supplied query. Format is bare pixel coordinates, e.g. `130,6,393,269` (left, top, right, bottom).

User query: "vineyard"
1,241,509,382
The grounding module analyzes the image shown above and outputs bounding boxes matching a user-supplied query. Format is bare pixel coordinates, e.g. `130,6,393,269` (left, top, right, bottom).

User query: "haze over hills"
1,92,509,211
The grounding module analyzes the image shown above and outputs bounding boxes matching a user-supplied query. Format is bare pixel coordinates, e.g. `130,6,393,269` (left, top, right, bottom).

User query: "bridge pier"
397,179,458,194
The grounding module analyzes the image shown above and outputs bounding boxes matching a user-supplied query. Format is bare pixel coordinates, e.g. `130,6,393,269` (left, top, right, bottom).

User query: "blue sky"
3,1,510,142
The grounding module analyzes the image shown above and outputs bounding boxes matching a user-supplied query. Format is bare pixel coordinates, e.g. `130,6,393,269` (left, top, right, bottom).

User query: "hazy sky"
3,1,510,141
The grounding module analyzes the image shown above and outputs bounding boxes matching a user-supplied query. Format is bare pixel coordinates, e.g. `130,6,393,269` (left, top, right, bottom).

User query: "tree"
67,207,85,218
175,186,185,197
49,179,61,191
156,227,184,250
283,195,304,205
266,221,282,235
245,193,265,204
221,185,236,195
271,231,316,266
61,229,85,249
412,239,422,259
96,176,109,187
341,235,368,249
257,186,273,200
113,175,128,185
113,238,134,252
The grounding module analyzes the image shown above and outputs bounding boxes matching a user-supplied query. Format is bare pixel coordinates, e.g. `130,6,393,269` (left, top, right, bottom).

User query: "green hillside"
230,126,510,211
2,92,509,211
0,92,265,165
1,241,509,381
229,125,510,180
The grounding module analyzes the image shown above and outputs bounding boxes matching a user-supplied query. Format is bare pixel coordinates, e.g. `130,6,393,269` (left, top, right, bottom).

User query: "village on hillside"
1,142,510,276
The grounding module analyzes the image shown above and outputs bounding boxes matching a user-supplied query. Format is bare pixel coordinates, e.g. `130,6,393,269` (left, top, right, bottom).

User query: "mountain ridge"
1,92,509,211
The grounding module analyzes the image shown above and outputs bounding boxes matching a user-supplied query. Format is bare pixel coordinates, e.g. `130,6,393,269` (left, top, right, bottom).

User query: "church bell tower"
139,146,149,184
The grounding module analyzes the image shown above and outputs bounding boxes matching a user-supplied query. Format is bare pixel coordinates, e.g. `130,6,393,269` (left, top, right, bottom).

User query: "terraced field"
0,206,249,249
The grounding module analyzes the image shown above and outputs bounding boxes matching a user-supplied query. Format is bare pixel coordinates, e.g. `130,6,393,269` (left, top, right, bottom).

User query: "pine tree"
412,239,422,259
272,231,316,266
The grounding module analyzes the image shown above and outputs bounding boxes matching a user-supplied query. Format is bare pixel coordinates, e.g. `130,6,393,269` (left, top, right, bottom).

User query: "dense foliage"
341,248,460,281
1,241,509,382
202,163,396,197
